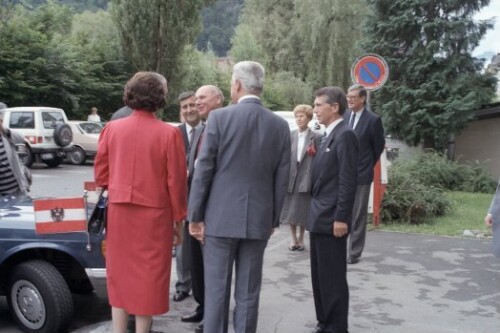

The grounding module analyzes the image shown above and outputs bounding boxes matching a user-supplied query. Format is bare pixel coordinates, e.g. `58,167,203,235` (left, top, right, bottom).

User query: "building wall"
455,117,500,180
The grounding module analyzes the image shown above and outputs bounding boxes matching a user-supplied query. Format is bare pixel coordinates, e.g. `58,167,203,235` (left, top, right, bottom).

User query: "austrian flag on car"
33,198,87,234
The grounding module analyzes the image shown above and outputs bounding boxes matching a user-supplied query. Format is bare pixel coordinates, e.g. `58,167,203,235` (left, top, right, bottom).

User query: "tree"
361,0,497,149
0,2,83,114
110,0,214,97
68,9,133,119
197,0,243,56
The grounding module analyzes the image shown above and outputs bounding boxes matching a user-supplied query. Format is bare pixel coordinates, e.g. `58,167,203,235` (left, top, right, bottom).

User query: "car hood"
0,195,36,228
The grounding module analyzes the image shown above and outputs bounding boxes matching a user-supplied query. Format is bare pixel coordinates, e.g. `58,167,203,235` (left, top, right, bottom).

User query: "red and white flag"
34,197,87,234
84,181,100,203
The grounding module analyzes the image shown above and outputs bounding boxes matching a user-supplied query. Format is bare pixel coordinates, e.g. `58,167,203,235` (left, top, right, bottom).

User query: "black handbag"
88,190,108,235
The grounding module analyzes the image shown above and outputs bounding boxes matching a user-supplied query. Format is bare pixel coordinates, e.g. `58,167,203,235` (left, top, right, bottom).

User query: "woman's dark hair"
123,72,168,112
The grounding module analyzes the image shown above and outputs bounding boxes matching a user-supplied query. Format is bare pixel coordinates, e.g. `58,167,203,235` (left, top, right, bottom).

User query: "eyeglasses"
346,95,359,100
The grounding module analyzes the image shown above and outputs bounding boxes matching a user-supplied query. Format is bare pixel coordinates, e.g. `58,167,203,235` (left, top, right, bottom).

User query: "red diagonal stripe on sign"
36,220,87,234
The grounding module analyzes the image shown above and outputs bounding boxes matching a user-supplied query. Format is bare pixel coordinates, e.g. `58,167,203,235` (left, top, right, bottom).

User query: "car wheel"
44,156,64,168
69,146,86,165
53,123,72,147
19,145,34,168
7,260,73,333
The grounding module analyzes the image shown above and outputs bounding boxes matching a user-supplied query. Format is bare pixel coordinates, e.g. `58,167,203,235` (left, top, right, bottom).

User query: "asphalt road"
1,162,499,333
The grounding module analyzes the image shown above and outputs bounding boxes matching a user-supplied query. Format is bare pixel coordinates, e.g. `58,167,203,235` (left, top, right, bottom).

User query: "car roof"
3,107,64,112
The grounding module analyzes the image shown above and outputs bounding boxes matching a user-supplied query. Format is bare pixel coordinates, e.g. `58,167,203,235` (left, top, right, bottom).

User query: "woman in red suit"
94,71,187,333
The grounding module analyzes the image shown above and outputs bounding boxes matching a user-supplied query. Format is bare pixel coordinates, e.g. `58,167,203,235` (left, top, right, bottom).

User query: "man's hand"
173,221,184,246
485,213,493,228
332,221,348,238
189,222,205,244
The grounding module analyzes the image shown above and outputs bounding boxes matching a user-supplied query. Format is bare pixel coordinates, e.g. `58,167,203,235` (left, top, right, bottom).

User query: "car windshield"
79,122,103,134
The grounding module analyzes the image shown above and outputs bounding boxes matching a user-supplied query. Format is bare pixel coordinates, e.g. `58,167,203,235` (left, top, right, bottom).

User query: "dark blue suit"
308,119,358,333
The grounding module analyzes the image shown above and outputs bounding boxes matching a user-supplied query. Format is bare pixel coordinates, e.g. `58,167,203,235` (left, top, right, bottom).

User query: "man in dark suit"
188,61,291,333
173,91,203,303
308,86,359,333
485,180,500,257
344,84,385,264
182,85,224,333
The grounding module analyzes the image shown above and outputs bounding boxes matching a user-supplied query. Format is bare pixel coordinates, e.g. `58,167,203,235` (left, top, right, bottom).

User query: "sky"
473,0,500,58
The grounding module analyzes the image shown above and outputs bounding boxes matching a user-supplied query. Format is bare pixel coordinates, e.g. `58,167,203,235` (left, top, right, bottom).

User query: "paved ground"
70,229,499,333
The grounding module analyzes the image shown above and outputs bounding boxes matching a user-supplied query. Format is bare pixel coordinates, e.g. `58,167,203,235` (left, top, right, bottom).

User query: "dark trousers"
310,232,349,333
187,229,204,314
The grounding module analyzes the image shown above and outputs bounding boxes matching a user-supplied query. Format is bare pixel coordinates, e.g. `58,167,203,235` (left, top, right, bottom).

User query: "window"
9,112,34,129
42,112,64,129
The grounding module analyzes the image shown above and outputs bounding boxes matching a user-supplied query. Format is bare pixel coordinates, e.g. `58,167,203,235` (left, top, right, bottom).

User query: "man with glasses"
344,84,385,264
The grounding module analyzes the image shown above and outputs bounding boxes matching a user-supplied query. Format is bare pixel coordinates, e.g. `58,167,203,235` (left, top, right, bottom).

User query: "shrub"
380,151,495,224
382,165,451,224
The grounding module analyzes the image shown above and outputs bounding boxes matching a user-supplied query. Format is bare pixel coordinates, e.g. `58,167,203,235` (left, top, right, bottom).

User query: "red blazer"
94,111,187,222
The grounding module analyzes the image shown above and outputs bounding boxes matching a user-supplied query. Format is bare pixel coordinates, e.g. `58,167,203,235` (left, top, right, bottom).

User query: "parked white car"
0,107,73,167
67,121,102,165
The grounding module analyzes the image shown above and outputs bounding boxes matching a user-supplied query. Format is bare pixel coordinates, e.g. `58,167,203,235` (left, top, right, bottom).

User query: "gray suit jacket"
489,181,500,257
288,129,320,193
188,97,291,240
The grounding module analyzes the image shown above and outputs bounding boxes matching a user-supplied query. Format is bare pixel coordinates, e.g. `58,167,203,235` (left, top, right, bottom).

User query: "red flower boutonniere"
306,140,316,156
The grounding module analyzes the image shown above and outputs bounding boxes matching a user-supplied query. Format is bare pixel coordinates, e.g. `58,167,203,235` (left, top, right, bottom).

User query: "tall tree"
197,0,243,56
231,0,367,91
110,0,213,96
362,0,497,149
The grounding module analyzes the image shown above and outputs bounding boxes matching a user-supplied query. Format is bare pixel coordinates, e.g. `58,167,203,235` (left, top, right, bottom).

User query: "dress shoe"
347,256,360,264
173,291,189,302
195,322,204,333
181,311,203,323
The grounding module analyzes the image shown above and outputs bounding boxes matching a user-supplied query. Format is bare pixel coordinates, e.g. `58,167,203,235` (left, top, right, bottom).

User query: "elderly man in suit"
308,86,359,333
188,61,291,333
173,91,203,303
344,84,385,264
485,180,500,257
182,85,224,333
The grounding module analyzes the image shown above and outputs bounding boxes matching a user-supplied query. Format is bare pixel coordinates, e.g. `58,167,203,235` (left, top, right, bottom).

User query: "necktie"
349,113,356,129
189,127,196,146
320,132,327,148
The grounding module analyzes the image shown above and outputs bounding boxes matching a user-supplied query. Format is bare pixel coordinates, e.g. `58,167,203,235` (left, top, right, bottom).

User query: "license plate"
41,153,54,159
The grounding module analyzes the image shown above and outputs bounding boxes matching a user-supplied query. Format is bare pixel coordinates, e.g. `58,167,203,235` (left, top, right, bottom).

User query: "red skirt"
106,202,174,315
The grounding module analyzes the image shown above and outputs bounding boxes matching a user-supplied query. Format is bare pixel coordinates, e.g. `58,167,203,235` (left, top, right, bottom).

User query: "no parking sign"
351,54,389,91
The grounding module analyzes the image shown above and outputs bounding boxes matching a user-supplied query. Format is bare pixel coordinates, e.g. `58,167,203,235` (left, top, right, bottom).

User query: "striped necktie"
320,132,327,148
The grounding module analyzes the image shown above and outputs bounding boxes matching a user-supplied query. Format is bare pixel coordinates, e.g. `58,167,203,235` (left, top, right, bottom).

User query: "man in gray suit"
485,180,500,257
344,84,385,264
188,61,291,333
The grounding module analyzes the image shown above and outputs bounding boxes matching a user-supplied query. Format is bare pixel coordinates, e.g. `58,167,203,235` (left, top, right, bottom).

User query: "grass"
377,191,494,237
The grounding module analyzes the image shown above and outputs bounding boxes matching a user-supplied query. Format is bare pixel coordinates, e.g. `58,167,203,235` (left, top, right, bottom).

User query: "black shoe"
195,322,204,333
173,291,190,302
347,256,360,264
181,311,203,323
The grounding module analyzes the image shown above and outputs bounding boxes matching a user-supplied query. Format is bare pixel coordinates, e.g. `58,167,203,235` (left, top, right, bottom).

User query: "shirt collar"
238,95,261,103
324,118,343,137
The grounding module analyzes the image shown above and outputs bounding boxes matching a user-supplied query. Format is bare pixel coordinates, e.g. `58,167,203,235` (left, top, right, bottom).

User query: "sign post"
351,54,389,227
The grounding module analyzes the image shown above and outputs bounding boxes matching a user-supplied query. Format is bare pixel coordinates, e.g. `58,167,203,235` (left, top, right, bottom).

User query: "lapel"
178,123,189,152
291,131,298,162
314,120,345,169
188,123,206,169
298,129,313,164
354,109,368,134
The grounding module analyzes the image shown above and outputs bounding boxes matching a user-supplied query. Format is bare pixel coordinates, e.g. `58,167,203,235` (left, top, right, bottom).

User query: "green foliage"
110,0,213,99
232,0,367,90
197,0,243,56
362,0,498,150
382,151,496,224
265,71,314,111
382,168,451,224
